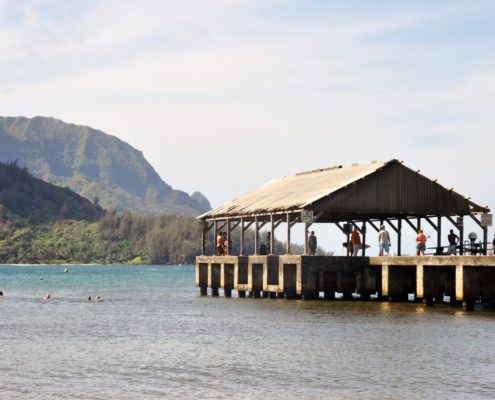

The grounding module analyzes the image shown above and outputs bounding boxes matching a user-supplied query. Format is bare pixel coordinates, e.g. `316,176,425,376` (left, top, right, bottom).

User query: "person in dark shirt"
308,231,317,255
447,229,459,255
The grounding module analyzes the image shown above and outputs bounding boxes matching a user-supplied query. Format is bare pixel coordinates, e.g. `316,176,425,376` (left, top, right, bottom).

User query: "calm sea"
1,264,494,399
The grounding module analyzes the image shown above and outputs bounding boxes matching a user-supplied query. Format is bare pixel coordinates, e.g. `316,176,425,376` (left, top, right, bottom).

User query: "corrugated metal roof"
201,160,390,218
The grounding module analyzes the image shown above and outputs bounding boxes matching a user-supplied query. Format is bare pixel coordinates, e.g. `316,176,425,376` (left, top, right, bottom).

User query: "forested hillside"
0,213,202,264
0,162,309,264
0,161,103,223
0,116,211,216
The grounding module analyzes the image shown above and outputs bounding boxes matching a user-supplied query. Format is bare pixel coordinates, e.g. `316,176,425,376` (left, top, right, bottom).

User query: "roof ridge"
295,165,343,176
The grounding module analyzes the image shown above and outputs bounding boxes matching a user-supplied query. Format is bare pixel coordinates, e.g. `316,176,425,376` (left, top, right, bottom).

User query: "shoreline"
0,263,191,266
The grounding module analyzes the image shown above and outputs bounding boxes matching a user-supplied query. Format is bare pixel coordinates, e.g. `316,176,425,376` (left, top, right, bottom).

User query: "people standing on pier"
378,225,391,256
447,229,459,255
416,229,427,256
351,227,361,256
308,231,317,255
216,232,225,256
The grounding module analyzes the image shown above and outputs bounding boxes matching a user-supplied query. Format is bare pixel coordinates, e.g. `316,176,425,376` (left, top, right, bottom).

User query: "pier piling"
196,255,495,311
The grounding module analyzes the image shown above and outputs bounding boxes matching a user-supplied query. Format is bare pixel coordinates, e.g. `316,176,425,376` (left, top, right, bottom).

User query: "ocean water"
1,264,494,399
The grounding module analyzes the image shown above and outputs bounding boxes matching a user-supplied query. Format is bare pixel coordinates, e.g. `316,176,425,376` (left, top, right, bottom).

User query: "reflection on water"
1,264,494,399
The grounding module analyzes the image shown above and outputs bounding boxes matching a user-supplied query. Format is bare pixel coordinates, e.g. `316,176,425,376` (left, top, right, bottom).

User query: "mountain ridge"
0,116,210,216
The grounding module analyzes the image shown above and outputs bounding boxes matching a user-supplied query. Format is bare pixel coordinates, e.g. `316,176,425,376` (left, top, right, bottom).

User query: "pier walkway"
196,255,495,309
197,160,493,310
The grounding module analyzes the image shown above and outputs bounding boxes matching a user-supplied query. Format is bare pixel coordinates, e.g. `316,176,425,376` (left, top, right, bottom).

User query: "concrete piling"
196,255,495,311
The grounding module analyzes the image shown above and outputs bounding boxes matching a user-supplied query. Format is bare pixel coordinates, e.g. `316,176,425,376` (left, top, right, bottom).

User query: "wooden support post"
416,217,421,256
304,222,309,255
200,220,206,255
286,213,291,255
270,214,274,255
226,218,231,256
346,221,350,256
437,216,442,253
483,226,488,255
362,222,366,256
240,218,244,255
397,218,402,256
459,216,464,255
213,221,218,255
254,216,259,255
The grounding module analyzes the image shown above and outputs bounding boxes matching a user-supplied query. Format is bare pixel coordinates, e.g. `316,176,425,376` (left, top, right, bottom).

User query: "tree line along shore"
0,161,308,265
0,210,309,265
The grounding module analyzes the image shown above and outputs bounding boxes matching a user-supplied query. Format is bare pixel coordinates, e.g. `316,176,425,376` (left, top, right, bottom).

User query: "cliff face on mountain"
0,116,211,216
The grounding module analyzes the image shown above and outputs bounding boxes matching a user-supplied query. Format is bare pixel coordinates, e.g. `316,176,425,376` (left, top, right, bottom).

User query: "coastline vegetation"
0,209,307,265
0,161,308,265
0,210,202,265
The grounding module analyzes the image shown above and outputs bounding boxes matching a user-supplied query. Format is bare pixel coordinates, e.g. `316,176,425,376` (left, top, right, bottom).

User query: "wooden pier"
197,160,493,310
196,255,495,309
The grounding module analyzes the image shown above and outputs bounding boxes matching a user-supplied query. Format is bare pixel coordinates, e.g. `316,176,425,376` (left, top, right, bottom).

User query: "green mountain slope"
0,161,104,224
0,116,211,216
0,163,308,264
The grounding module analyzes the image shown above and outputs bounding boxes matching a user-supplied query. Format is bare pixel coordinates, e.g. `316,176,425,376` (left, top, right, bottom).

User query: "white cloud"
1,1,495,248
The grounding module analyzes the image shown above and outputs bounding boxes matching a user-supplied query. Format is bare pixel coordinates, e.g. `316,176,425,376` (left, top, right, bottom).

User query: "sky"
1,0,495,253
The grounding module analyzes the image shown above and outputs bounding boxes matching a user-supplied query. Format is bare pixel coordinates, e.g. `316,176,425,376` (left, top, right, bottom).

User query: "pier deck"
196,255,495,309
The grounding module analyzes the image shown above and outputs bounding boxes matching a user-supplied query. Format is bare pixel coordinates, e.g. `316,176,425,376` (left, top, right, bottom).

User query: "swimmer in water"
44,292,51,300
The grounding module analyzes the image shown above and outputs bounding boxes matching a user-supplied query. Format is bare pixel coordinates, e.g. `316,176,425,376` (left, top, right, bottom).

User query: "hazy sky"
1,0,494,252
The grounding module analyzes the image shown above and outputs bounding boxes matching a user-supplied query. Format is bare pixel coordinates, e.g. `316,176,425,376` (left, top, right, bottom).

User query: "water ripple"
1,264,494,399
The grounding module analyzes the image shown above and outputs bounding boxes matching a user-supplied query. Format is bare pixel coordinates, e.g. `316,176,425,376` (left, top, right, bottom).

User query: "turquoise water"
1,264,495,399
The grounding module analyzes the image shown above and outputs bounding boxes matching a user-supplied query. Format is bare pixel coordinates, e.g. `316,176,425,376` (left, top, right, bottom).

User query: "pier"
196,160,493,310
196,255,495,309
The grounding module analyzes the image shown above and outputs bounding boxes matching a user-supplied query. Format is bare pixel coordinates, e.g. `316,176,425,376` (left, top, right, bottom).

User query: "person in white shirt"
378,225,391,256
